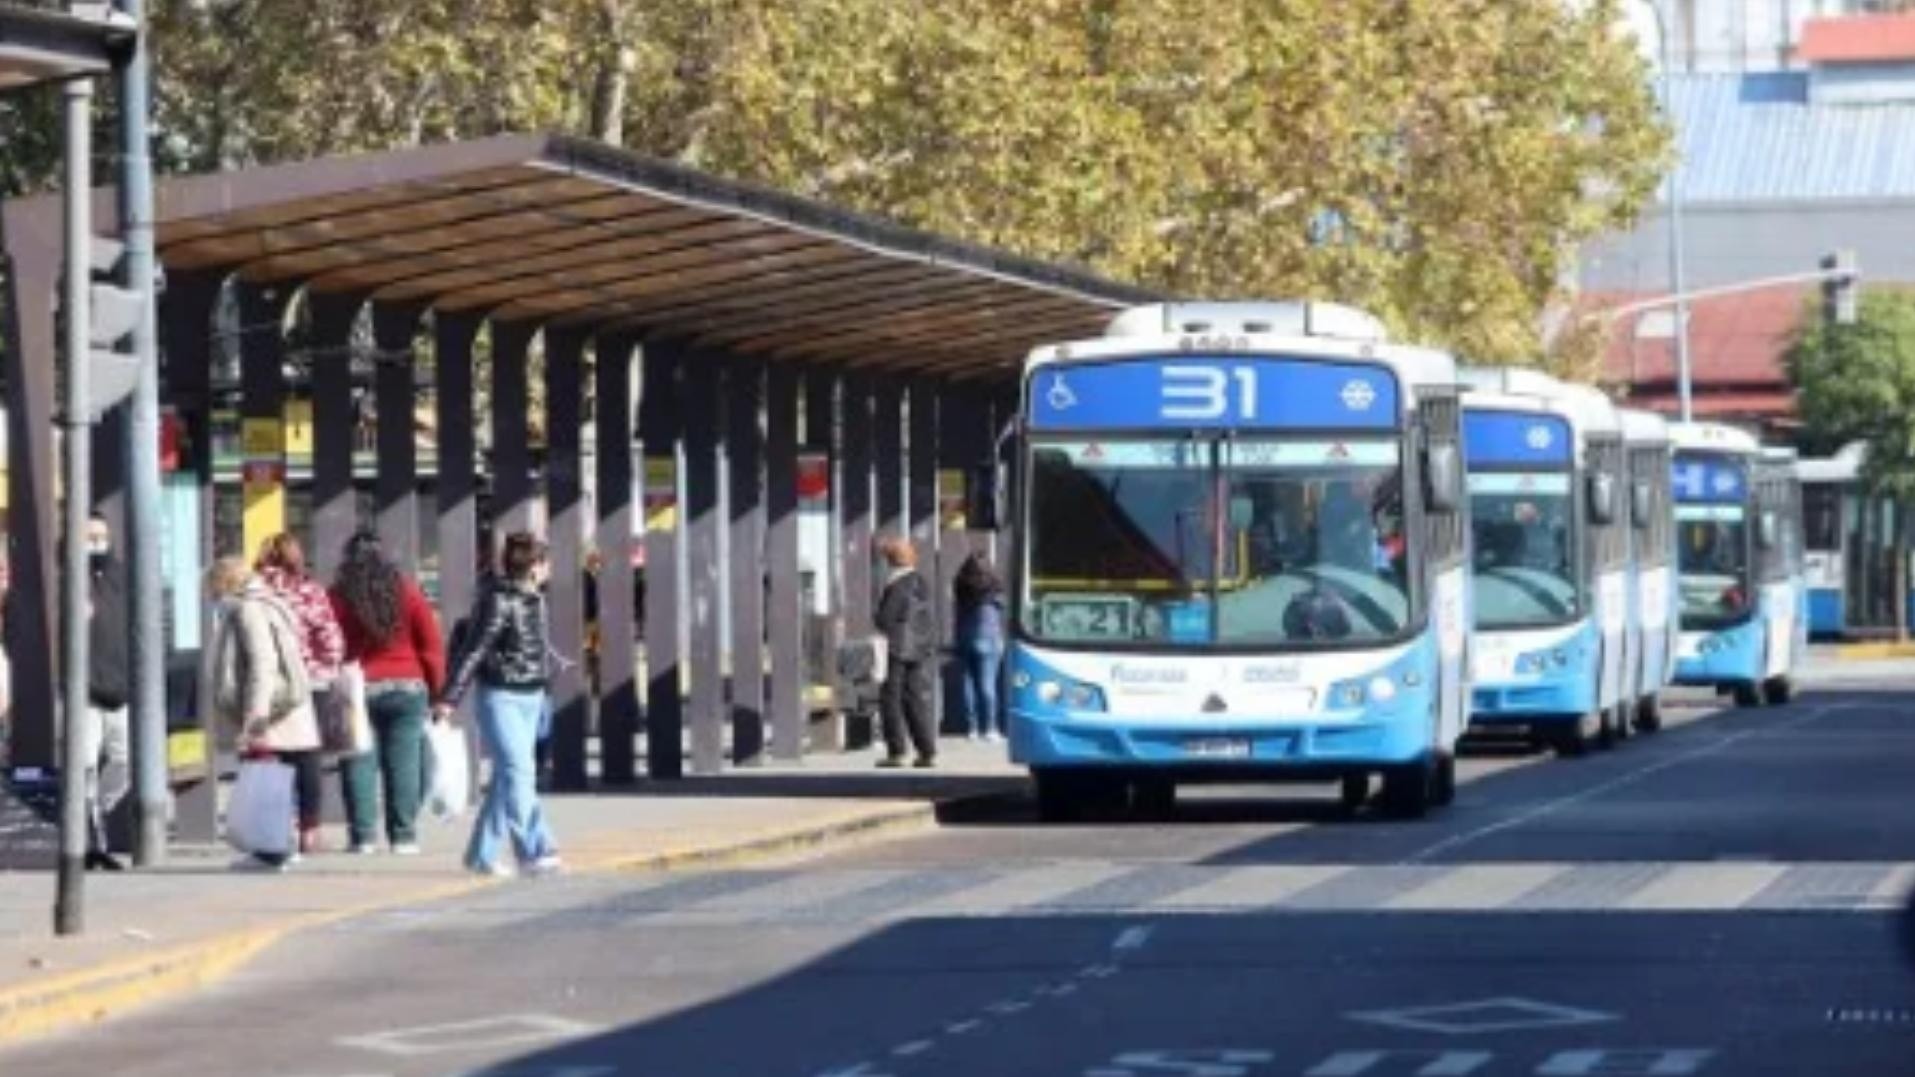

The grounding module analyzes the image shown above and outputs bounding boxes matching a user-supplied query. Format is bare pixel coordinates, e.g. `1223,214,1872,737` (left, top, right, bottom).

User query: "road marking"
1113,924,1155,952
945,1018,983,1035
988,999,1032,1015
1622,863,1789,911
1148,865,1352,910
892,1040,934,1057
1347,997,1617,1035
1306,1050,1493,1076
1386,864,1568,910
687,868,903,915
1863,863,1915,909
1405,702,1853,864
1536,1048,1714,1075
910,861,1130,916
336,1013,599,1057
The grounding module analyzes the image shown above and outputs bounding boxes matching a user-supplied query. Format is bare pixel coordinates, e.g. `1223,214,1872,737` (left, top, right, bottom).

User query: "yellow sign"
643,457,678,534
283,401,314,461
243,479,285,555
241,418,283,459
168,729,208,775
938,468,968,531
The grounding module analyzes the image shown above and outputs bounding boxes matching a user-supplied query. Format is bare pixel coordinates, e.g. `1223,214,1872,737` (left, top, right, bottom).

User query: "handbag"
324,662,374,755
423,720,471,820
226,759,294,857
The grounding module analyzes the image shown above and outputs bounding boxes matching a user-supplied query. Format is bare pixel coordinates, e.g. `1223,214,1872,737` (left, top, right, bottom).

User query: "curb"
1834,642,1915,660
0,797,955,1047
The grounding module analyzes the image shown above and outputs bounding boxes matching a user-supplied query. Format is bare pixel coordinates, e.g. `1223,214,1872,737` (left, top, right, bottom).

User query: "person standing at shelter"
330,531,445,856
203,556,320,870
439,532,562,877
875,536,937,769
256,533,345,858
953,551,1007,742
81,514,131,871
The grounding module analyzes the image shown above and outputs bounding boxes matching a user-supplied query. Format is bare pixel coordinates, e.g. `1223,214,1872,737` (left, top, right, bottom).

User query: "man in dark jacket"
82,514,131,870
873,536,937,768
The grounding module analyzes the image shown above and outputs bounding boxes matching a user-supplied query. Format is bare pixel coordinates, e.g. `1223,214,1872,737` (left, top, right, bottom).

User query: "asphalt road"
6,679,1915,1077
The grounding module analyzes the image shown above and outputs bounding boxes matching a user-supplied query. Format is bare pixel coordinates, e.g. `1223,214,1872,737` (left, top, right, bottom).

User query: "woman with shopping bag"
203,556,320,870
438,532,562,878
255,533,345,858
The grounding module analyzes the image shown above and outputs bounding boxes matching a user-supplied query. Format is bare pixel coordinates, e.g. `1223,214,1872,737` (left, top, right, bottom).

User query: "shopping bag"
226,760,294,857
325,663,373,755
423,720,471,821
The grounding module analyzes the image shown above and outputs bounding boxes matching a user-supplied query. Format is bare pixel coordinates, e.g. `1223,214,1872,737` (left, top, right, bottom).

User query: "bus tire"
1551,713,1597,757
1733,682,1762,708
1603,703,1630,745
1132,777,1177,820
1033,770,1082,824
1431,753,1457,807
1763,675,1794,706
1339,773,1372,814
1380,762,1434,819
1634,694,1663,733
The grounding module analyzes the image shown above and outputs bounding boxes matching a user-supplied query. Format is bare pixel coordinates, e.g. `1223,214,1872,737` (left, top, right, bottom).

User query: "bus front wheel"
1380,761,1436,819
1733,682,1762,708
1551,712,1599,757
1033,769,1124,823
1634,695,1663,733
1763,675,1794,706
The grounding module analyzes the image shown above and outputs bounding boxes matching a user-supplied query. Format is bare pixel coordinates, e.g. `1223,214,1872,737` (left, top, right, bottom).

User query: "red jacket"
329,578,446,701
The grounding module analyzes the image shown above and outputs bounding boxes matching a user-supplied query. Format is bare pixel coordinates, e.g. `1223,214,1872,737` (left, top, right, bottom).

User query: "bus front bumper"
1009,711,1433,772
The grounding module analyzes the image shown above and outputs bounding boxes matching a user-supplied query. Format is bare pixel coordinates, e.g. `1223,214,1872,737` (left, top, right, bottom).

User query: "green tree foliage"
1,0,1667,365
1787,291,1915,498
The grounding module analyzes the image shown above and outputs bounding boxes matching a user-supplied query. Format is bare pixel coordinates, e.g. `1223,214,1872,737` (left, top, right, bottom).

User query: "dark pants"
281,749,324,831
881,657,936,761
342,684,428,846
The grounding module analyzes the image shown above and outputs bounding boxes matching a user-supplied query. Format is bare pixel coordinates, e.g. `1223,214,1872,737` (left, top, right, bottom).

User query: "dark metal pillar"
593,333,640,784
489,321,538,540
3,242,60,770
839,372,875,638
683,352,725,774
907,379,943,732
433,312,482,640
544,328,589,791
765,362,804,760
158,271,221,842
726,357,767,764
308,292,362,581
639,343,684,779
238,283,293,567
371,303,422,572
874,377,906,545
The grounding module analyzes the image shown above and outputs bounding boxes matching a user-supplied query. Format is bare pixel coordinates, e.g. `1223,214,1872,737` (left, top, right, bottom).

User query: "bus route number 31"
1162,365,1259,421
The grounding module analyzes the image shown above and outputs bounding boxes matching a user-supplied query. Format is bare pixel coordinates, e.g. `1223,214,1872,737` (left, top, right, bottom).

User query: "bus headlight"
1031,678,1106,712
1367,676,1398,703
1036,680,1063,704
1330,682,1367,708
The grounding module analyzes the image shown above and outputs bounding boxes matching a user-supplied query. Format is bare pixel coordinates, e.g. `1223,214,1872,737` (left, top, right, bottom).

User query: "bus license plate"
1185,737,1251,759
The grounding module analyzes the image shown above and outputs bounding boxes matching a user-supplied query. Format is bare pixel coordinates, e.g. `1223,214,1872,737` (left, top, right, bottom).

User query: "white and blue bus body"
1798,442,1911,639
1619,407,1678,733
1459,371,1630,755
1008,301,1473,819
1672,424,1807,706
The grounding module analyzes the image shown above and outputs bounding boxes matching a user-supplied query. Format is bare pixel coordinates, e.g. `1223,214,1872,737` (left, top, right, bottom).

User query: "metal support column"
434,314,482,631
489,322,537,540
765,362,804,760
683,353,725,774
907,380,941,732
237,283,292,562
639,343,684,779
308,292,361,580
874,377,905,544
56,77,94,934
593,333,640,784
2,246,59,771
544,329,589,791
371,303,422,572
727,358,767,764
839,373,875,637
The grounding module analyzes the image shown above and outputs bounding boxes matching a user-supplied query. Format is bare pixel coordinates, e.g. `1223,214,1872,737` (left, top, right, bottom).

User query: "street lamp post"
1652,0,1694,422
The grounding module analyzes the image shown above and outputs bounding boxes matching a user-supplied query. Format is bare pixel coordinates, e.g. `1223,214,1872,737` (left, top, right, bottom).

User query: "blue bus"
1799,442,1908,639
1008,301,1472,820
1459,371,1631,755
1671,424,1807,706
1620,407,1678,733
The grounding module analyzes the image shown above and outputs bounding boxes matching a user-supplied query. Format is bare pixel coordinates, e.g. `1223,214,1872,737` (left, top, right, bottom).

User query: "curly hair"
333,531,402,643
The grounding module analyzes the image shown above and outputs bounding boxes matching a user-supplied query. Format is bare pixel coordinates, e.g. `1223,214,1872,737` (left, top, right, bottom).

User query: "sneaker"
876,756,906,770
524,855,564,877
986,731,1005,744
469,861,514,878
913,756,936,769
390,842,422,857
347,842,380,856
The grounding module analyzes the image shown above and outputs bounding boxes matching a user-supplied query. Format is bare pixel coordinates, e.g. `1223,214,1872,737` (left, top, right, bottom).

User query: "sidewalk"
0,738,1024,1045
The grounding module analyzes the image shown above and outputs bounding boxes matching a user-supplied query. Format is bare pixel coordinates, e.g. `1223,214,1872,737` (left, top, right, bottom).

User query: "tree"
1786,290,1915,637
0,0,1668,368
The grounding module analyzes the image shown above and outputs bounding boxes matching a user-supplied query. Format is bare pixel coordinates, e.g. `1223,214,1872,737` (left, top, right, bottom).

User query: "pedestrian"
874,535,937,769
254,532,345,858
439,532,562,878
329,531,445,856
81,514,131,871
203,556,319,870
953,551,1007,742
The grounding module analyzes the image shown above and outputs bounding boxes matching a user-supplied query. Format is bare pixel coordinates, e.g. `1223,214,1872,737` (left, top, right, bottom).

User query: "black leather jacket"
444,582,549,706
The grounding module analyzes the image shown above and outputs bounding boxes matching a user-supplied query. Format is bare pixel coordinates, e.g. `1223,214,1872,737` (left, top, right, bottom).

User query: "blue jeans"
961,642,1004,737
466,686,558,870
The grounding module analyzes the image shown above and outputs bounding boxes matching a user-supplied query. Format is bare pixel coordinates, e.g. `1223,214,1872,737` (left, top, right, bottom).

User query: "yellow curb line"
0,800,945,1048
1834,641,1915,660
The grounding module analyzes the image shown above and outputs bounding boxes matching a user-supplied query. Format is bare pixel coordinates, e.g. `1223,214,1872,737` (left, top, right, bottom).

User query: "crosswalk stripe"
1387,864,1570,910
913,862,1133,916
1148,865,1352,911
1863,864,1915,910
1621,863,1791,911
686,869,906,915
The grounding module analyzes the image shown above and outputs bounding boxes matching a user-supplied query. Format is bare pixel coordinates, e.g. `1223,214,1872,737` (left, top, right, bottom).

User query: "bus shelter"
1,133,1155,835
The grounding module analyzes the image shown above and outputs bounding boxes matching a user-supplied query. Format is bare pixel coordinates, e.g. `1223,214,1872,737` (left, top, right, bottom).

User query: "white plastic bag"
424,721,471,820
226,760,294,857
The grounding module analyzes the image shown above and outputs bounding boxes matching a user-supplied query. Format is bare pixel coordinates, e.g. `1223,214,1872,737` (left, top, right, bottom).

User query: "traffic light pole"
116,0,168,868
56,73,94,937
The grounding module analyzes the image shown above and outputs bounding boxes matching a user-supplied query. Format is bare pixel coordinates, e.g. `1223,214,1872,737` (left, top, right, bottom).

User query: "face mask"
87,544,110,571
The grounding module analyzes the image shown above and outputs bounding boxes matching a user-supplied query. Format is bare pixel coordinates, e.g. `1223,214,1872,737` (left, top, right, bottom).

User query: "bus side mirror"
968,463,1001,530
1631,482,1653,530
1588,473,1617,526
1758,510,1779,550
1425,444,1462,514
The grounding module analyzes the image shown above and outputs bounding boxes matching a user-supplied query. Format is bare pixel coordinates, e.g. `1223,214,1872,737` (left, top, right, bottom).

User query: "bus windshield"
1022,437,1411,648
1469,472,1578,628
1677,504,1751,626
